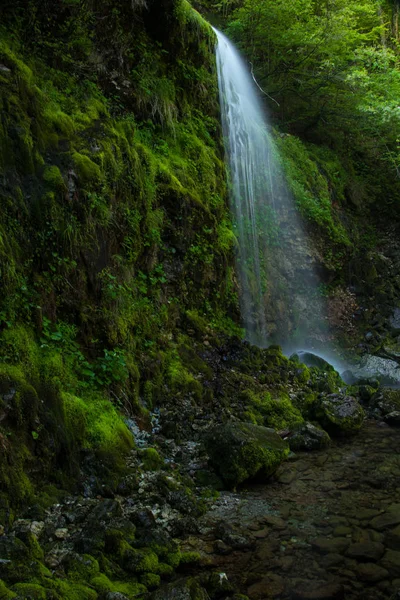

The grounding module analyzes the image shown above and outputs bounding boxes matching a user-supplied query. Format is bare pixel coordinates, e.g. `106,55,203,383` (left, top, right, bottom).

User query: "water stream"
214,28,327,350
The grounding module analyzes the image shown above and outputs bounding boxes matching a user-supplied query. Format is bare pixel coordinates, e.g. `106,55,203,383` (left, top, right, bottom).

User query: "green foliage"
226,0,400,213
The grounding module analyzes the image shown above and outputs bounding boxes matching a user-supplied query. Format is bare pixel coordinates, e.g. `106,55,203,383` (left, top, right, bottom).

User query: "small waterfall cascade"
214,27,326,350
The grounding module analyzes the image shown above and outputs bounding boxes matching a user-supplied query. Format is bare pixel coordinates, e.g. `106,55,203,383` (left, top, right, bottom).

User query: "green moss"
65,554,100,581
156,562,174,576
164,551,181,569
141,448,163,471
277,135,351,254
72,152,102,184
0,580,16,599
125,548,159,574
47,579,98,600
140,573,160,589
62,392,134,465
166,350,203,400
241,389,303,430
42,165,65,190
10,584,46,599
178,551,201,565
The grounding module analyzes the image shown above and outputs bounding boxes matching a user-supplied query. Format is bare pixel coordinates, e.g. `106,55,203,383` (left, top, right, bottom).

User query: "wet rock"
152,577,210,600
214,522,252,550
202,572,235,597
289,422,331,451
204,422,289,488
380,549,400,576
314,394,364,436
372,388,400,417
213,540,232,555
390,308,400,334
320,553,345,568
247,573,284,599
349,355,400,387
384,411,400,425
355,563,389,582
263,516,286,530
290,581,344,599
346,541,384,561
311,537,350,555
370,508,400,531
0,536,29,560
386,525,400,550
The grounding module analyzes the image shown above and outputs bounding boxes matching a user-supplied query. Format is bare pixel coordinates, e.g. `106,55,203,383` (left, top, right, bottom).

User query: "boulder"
314,394,364,436
294,351,336,372
204,422,289,488
343,355,400,387
288,422,331,451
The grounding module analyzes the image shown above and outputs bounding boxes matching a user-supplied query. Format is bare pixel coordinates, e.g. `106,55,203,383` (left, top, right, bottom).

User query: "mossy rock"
141,448,163,471
288,422,331,451
65,553,100,581
204,422,289,488
314,394,364,436
373,387,400,415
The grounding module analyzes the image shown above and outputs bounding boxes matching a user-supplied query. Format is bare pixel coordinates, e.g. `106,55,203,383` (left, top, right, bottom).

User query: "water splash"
214,27,326,349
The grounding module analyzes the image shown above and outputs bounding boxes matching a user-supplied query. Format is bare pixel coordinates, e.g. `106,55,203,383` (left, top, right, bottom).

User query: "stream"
182,421,400,600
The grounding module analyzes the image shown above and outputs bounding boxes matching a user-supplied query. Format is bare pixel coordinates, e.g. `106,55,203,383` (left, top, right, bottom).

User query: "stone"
355,563,389,582
289,422,331,451
384,411,400,426
380,549,400,576
290,581,344,599
311,537,350,555
353,356,400,387
314,394,364,436
333,526,352,537
152,578,210,600
263,516,287,530
55,528,69,540
320,553,345,568
373,388,400,416
213,540,232,555
247,574,284,599
346,541,384,561
386,524,400,550
204,422,289,488
370,508,400,531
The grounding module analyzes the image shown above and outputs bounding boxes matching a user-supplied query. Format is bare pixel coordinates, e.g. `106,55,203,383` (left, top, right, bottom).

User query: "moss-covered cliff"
0,0,241,506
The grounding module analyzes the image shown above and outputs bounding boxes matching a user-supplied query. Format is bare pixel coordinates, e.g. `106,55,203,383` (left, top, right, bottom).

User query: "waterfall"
214,27,327,351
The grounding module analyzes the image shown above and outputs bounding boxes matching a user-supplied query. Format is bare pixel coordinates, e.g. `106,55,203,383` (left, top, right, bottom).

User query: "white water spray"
214,28,327,349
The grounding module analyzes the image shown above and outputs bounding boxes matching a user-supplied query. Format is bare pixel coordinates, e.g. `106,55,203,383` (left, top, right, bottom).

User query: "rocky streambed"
182,420,400,600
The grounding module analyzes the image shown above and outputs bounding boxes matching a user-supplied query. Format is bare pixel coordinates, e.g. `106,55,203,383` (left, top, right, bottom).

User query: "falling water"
214,27,327,350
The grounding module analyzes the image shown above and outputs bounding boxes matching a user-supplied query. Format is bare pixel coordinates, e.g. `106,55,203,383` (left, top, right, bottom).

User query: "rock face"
204,422,289,488
314,394,364,435
289,422,331,451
